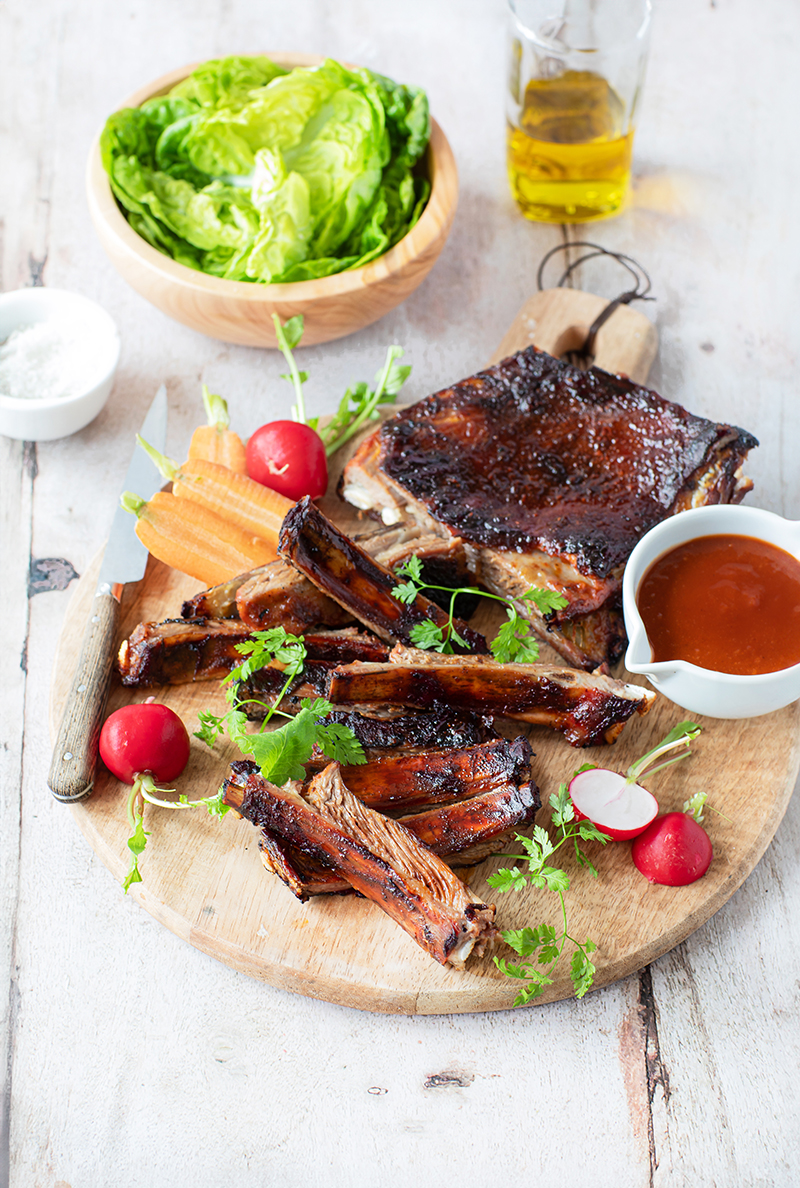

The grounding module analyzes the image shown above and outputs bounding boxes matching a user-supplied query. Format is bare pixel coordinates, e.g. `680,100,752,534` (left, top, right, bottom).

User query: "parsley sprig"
195,626,366,786
122,628,365,892
272,313,411,456
391,554,569,660
488,783,611,1004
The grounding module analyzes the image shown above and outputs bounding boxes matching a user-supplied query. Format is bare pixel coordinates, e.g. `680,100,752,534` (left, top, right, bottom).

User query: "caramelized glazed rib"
326,648,654,747
227,524,476,634
117,618,252,686
341,346,758,667
223,762,498,966
235,558,354,634
118,621,388,692
331,737,535,812
236,750,540,897
316,707,498,752
278,497,488,654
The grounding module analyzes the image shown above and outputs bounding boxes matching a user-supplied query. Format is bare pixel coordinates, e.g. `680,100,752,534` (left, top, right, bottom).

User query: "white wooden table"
2,1,799,1184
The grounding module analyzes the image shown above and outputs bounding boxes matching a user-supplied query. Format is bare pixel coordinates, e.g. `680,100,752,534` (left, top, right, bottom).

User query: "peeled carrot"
121,490,277,587
187,387,247,474
173,459,293,552
138,438,294,552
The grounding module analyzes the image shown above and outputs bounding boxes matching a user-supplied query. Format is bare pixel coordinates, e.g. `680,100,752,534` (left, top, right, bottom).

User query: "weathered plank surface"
2,0,800,1185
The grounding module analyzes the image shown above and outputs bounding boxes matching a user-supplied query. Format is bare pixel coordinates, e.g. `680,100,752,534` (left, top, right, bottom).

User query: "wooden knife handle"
48,587,121,803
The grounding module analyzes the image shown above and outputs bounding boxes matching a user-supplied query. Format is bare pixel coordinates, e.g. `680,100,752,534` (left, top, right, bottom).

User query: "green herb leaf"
490,608,541,664
571,945,597,998
392,579,421,606
409,620,447,651
194,710,226,747
123,811,149,893
487,865,530,893
522,587,570,615
315,720,367,766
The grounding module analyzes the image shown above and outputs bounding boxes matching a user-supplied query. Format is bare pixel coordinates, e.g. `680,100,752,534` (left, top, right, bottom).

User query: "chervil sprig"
391,555,569,660
488,783,611,1004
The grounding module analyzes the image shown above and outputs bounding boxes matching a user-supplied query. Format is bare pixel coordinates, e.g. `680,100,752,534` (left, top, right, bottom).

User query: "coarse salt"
0,320,105,401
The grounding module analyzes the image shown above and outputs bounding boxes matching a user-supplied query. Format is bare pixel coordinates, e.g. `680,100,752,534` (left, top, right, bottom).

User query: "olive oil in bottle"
507,69,634,223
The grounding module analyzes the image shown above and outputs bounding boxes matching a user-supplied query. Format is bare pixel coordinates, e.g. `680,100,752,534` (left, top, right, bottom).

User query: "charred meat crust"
252,756,540,898
278,497,488,654
326,737,537,812
319,707,499,751
235,558,354,635
361,347,758,578
224,762,498,967
117,617,252,686
326,650,654,747
118,622,389,691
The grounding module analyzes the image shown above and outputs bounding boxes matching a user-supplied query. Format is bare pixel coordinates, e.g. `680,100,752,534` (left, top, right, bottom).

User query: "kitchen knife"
48,385,168,803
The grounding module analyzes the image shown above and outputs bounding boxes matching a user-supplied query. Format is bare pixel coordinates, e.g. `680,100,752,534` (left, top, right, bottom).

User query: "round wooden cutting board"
48,294,800,1014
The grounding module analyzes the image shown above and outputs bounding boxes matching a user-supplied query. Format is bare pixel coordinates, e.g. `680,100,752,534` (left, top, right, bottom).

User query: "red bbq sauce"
636,534,800,675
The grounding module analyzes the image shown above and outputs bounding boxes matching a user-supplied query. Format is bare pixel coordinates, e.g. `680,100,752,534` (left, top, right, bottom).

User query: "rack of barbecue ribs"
340,346,759,669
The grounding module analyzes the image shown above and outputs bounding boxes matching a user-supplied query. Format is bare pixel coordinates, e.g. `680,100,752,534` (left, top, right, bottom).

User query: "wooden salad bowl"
86,55,458,348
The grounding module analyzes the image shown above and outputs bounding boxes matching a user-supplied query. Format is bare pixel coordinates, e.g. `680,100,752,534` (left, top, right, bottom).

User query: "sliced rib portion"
341,346,759,668
236,558,354,635
238,742,539,896
319,707,498,752
278,496,487,653
223,761,498,967
231,629,391,716
326,647,655,747
254,770,539,896
117,617,252,686
181,566,267,620
183,521,477,633
328,737,535,812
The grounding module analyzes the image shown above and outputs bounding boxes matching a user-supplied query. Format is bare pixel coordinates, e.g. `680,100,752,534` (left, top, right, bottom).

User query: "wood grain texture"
48,291,800,1014
490,288,658,383
6,0,800,1182
47,586,120,802
86,57,458,348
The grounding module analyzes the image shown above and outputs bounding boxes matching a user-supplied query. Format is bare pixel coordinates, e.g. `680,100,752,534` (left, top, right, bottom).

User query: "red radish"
247,312,328,501
246,420,328,501
568,721,702,841
632,811,713,886
100,703,191,892
569,767,658,841
99,702,190,786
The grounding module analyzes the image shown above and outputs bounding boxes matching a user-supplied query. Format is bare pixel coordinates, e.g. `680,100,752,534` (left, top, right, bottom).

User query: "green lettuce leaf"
99,54,431,285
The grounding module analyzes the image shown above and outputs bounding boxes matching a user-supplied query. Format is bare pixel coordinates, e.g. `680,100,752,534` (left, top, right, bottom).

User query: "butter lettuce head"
100,55,430,284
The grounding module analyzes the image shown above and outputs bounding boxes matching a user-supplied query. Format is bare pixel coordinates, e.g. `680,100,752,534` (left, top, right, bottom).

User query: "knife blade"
48,385,168,803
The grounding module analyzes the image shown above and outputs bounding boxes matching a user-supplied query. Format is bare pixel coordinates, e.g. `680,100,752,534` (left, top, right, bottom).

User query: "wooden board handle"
48,588,120,803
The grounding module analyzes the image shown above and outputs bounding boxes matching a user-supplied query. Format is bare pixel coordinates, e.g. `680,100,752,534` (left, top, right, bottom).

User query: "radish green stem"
626,721,701,783
272,314,307,425
322,345,404,456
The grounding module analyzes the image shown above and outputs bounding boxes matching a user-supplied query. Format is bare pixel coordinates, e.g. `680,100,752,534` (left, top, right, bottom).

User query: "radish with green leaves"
247,314,411,501
568,722,702,841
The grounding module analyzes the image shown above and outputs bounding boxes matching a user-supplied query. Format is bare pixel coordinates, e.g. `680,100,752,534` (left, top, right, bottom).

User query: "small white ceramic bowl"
0,288,120,441
623,504,800,719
